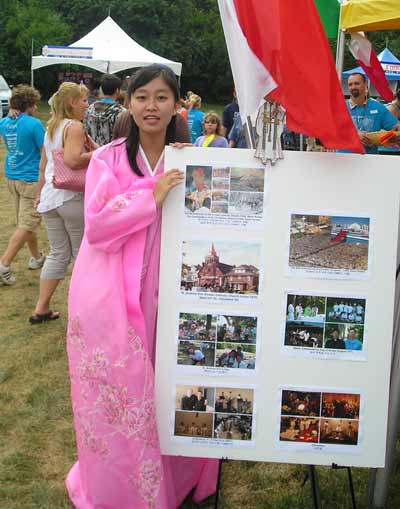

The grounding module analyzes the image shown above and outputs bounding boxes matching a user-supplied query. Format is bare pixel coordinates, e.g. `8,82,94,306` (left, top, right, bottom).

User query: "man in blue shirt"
345,72,399,154
0,85,45,285
344,328,363,351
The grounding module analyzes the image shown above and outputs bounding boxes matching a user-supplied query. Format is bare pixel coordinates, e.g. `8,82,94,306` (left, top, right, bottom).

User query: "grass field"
1,103,400,508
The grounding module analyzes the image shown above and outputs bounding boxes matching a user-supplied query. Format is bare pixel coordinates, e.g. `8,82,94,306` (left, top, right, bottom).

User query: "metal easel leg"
214,458,227,509
302,465,322,509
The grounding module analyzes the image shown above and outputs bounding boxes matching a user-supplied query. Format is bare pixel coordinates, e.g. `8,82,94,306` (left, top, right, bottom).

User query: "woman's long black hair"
125,64,180,176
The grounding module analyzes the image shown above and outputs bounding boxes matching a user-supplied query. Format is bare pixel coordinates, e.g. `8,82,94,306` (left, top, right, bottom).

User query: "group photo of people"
177,340,215,367
326,297,366,324
174,411,213,439
176,386,215,413
214,388,254,415
280,417,320,443
279,390,361,447
215,343,256,369
217,314,257,343
178,312,217,342
284,293,366,354
214,414,253,441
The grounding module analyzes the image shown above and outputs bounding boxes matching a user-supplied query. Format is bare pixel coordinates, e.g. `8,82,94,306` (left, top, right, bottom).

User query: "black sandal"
29,311,60,324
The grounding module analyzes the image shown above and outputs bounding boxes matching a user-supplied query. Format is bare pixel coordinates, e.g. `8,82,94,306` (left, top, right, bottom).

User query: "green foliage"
0,0,71,84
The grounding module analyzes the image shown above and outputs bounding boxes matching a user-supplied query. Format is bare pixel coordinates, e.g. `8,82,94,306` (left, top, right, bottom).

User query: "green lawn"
1,103,400,508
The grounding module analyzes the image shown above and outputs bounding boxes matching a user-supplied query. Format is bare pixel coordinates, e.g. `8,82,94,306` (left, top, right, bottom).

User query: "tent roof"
342,47,400,79
31,16,182,75
341,0,400,32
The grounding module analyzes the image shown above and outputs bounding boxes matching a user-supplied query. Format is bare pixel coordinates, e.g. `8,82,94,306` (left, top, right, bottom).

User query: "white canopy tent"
31,16,182,79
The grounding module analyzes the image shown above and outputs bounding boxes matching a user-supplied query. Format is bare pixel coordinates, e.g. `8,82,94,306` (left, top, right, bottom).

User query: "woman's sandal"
29,311,60,324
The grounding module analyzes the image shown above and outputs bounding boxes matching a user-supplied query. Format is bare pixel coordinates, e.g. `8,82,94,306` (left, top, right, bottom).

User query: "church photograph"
180,240,260,295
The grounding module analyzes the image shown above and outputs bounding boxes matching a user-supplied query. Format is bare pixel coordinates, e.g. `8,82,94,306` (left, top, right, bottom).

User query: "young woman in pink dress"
66,65,218,508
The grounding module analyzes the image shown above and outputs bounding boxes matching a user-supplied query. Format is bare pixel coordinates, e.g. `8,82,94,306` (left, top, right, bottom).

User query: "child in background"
194,112,228,148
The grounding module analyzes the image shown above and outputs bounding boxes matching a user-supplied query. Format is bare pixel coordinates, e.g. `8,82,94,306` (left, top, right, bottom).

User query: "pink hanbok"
66,140,218,508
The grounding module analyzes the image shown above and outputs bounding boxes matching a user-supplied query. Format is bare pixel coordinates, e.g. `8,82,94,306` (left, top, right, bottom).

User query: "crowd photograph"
217,314,257,343
289,214,370,273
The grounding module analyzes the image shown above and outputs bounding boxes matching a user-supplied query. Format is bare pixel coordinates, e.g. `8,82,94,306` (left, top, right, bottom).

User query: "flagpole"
335,1,346,78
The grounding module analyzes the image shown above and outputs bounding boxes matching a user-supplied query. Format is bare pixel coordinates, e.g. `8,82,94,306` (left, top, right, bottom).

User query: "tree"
0,0,71,85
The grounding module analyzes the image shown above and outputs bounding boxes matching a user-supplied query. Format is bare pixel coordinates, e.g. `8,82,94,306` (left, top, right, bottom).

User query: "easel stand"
214,457,228,509
302,464,357,509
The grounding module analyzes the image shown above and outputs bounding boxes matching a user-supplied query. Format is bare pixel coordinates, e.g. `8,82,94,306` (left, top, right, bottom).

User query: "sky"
182,240,261,267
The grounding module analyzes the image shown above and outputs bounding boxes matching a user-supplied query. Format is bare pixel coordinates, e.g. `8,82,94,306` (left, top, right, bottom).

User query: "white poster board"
155,147,400,467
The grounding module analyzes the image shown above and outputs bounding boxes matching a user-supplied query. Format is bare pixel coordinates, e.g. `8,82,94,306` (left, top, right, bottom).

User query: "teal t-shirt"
0,113,45,182
346,98,398,154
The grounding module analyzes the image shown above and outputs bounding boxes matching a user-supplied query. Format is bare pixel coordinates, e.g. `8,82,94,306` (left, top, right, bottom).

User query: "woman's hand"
84,133,99,152
153,169,184,207
169,142,193,149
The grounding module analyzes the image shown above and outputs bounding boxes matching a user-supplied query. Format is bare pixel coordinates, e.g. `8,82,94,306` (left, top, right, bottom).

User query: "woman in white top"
30,82,97,323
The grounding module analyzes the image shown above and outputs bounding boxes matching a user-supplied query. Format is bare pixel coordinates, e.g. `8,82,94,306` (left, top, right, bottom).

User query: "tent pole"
31,38,34,87
369,215,400,508
335,2,346,78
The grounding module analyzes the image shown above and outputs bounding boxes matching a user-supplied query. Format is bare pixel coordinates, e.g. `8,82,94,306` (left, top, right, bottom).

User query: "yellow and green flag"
314,0,340,39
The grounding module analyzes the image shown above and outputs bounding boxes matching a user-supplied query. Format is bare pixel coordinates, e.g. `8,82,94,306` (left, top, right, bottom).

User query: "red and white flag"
218,0,364,153
349,33,393,103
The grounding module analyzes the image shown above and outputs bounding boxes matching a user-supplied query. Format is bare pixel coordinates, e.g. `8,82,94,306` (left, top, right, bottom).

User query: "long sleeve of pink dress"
66,141,218,509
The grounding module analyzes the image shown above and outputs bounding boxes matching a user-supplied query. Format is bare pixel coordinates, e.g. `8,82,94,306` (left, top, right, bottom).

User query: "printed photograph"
177,341,216,367
230,167,265,193
319,418,359,445
211,203,228,214
324,324,364,351
212,190,229,202
289,214,370,273
326,297,366,325
281,390,321,417
174,411,213,438
213,167,230,178
321,393,360,419
178,312,217,342
214,414,253,441
284,324,324,349
212,179,230,191
280,417,320,443
215,343,256,369
215,388,254,415
286,294,326,324
185,165,212,213
228,191,264,216
176,385,215,412
217,315,257,344
181,240,260,295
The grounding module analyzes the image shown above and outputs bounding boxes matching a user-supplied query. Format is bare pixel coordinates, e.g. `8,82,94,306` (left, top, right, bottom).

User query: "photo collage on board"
279,389,361,447
174,385,254,442
284,293,366,358
288,214,370,278
177,312,257,371
185,165,265,219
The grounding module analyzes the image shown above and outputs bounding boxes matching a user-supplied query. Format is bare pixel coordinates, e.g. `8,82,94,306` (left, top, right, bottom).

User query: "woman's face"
129,76,177,136
70,93,89,121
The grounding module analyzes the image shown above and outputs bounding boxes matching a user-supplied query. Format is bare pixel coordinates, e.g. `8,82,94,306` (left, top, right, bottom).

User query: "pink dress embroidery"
66,140,217,508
